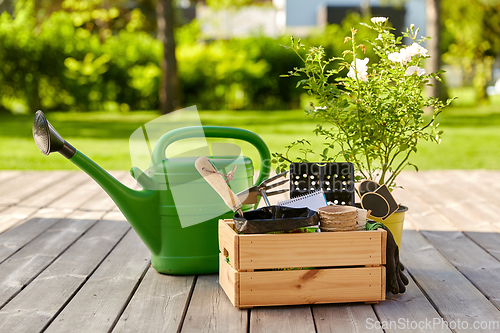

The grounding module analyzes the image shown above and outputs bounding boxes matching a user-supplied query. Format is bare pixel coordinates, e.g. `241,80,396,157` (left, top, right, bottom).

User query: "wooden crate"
218,219,387,308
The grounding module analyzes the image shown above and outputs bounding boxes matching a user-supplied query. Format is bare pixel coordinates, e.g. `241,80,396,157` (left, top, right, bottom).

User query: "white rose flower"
399,48,412,64
388,49,411,64
388,52,402,63
313,106,327,112
371,17,388,24
406,43,429,57
405,66,426,76
347,58,369,82
357,72,369,82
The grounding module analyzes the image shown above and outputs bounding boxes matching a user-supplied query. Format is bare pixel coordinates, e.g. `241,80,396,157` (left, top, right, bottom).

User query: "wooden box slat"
218,219,387,308
238,266,385,307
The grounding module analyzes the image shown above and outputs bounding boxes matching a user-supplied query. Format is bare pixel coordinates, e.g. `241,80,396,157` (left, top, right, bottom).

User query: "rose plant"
273,17,454,191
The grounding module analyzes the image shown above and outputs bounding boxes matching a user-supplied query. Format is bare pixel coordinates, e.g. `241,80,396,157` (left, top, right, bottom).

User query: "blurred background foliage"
0,0,381,113
0,0,500,114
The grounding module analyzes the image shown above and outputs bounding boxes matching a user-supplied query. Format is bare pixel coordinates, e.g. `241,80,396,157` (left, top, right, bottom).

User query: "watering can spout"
32,111,161,254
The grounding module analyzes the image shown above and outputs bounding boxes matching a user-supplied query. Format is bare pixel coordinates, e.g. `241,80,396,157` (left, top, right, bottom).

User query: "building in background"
197,0,426,38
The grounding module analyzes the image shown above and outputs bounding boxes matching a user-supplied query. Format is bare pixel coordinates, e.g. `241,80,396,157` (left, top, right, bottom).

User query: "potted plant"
272,17,454,245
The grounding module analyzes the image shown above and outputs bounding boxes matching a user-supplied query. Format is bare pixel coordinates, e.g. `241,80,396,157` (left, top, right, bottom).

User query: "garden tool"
195,156,243,217
196,157,318,234
236,171,289,206
366,220,409,294
32,110,271,275
202,162,237,184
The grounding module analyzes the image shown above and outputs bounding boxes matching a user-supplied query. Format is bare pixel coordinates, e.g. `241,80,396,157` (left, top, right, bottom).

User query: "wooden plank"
463,170,500,206
0,172,111,235
0,210,100,307
0,171,71,206
0,171,22,183
49,171,134,211
0,208,69,263
181,274,247,333
0,172,40,196
78,172,131,212
398,171,500,232
47,177,105,210
398,171,500,261
110,170,140,189
313,303,383,333
219,254,239,307
373,275,452,333
423,170,500,207
44,224,151,333
397,171,500,263
0,205,44,234
250,306,315,333
0,218,130,333
111,267,194,333
237,230,384,270
238,267,384,307
396,173,500,311
218,220,239,269
17,172,88,209
400,229,500,333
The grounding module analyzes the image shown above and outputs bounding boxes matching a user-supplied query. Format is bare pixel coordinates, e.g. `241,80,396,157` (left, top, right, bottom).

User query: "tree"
425,0,442,100
157,0,179,114
442,0,500,104
155,0,256,114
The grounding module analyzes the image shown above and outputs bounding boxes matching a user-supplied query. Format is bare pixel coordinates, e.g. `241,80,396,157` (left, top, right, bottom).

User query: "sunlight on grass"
1,105,500,171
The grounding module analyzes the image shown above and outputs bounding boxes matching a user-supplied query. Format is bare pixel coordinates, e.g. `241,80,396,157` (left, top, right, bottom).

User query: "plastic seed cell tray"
289,162,355,206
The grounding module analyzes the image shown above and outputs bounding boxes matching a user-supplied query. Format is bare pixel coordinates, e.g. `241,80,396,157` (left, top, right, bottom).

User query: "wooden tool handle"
195,156,242,213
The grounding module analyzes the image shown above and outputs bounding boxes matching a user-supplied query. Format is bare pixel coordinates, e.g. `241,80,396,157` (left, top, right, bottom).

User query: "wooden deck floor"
1,170,500,332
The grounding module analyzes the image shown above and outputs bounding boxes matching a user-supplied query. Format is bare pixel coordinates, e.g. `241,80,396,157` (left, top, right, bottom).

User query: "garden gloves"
366,221,409,294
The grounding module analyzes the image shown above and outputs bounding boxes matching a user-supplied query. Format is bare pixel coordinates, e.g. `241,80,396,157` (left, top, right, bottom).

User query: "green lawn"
1,104,500,171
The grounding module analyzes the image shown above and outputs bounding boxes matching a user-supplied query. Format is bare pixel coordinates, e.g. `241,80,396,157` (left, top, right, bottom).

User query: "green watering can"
32,111,270,275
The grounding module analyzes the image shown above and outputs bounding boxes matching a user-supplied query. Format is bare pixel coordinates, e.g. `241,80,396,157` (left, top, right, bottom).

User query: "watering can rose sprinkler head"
33,110,76,159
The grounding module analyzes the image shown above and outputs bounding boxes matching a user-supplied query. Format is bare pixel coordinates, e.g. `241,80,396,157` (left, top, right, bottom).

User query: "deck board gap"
107,255,151,333
369,303,385,333
462,232,500,264
177,274,198,333
247,308,251,333
309,306,318,333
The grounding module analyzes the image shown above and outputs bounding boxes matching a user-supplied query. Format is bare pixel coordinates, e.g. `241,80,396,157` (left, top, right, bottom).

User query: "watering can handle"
152,126,271,186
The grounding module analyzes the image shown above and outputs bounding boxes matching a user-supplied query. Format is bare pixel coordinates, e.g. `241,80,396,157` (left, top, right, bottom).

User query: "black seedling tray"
289,162,355,206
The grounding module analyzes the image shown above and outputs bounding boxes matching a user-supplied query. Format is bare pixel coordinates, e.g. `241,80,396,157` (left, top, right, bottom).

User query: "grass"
1,101,500,171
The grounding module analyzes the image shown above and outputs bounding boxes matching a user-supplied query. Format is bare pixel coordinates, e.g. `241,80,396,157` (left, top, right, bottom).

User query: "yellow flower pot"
369,205,408,249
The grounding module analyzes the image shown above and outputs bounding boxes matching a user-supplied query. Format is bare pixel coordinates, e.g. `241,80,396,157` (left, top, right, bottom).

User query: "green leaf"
296,79,307,88
409,163,419,172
